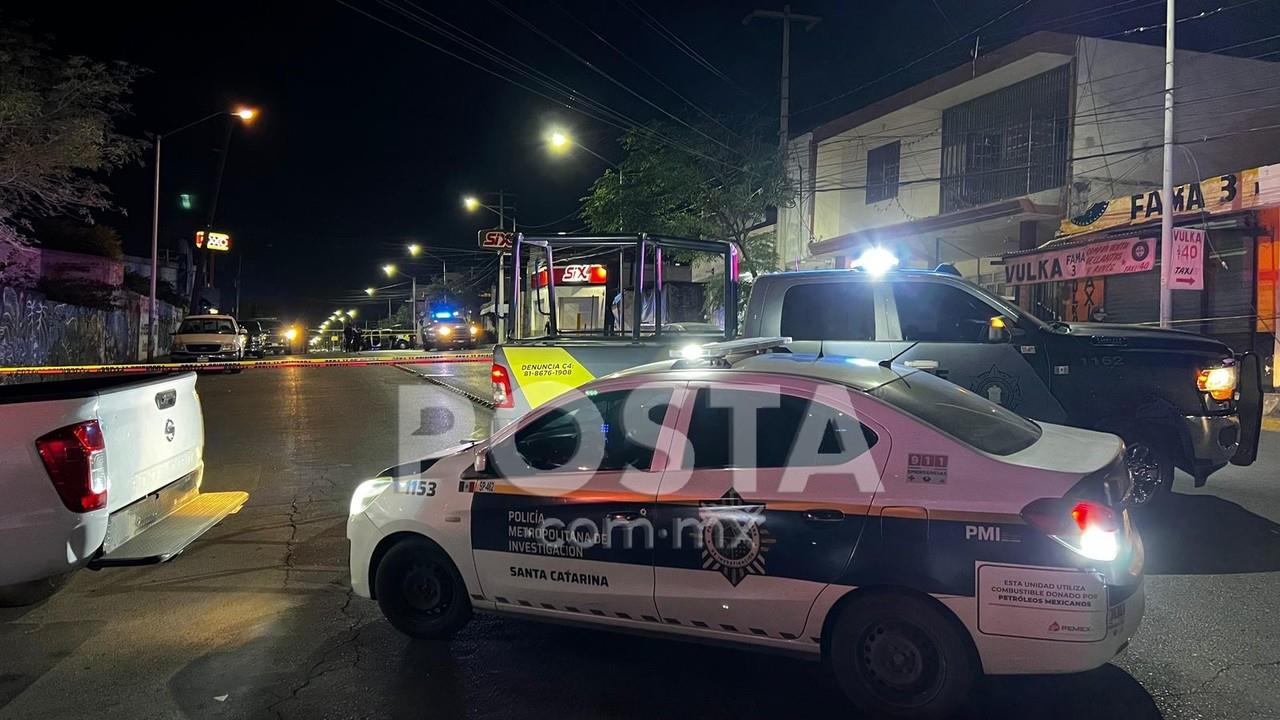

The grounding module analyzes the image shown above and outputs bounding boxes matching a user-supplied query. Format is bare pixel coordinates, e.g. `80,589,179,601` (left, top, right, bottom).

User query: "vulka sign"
1004,237,1154,286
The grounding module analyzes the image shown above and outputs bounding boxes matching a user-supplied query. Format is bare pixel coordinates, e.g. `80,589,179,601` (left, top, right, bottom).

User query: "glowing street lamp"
548,129,570,152
148,104,260,361
382,264,396,277
463,196,480,211
365,287,376,296
408,243,422,257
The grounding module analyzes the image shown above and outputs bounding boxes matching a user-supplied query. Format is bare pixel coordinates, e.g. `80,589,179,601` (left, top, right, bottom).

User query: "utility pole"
744,5,822,150
1158,0,1176,328
497,189,508,343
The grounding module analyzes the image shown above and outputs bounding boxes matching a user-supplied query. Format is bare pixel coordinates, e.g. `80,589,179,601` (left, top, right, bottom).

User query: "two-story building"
776,31,1280,384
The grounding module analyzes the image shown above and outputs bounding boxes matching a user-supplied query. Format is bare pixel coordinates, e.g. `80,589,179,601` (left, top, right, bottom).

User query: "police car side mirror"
987,317,1012,344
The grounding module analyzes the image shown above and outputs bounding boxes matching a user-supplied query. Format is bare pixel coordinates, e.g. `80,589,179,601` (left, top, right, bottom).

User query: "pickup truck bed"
0,372,246,597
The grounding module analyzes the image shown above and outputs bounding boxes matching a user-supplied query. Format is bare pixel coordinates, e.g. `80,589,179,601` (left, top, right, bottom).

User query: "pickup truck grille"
185,343,221,353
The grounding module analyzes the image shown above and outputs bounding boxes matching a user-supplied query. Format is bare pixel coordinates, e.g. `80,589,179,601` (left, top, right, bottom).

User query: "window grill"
940,64,1071,213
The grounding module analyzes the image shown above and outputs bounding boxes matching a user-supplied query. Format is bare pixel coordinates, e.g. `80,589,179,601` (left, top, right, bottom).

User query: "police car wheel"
375,538,472,640
830,593,975,720
1124,437,1173,507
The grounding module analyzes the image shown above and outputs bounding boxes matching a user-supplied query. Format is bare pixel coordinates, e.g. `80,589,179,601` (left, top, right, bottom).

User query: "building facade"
777,31,1280,385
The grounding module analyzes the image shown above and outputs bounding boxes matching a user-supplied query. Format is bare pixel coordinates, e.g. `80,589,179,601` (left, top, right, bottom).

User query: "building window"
866,141,900,203
940,64,1071,213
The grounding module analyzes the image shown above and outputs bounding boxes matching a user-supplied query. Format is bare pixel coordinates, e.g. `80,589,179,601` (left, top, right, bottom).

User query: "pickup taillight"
35,420,108,512
491,364,514,409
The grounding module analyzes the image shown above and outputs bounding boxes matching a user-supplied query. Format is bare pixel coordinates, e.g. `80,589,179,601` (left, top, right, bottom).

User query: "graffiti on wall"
0,286,182,370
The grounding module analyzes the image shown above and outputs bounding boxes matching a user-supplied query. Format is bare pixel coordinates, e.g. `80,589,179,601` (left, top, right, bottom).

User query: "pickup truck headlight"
1197,365,1238,401
350,477,393,515
220,342,236,351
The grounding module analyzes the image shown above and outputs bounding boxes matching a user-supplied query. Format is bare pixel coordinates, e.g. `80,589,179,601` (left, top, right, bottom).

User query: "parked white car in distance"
170,314,246,364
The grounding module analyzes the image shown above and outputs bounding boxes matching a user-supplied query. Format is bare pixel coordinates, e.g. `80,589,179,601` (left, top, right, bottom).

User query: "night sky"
8,0,1278,324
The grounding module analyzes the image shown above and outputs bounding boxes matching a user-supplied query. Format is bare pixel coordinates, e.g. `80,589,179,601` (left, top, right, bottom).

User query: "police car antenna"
878,341,919,386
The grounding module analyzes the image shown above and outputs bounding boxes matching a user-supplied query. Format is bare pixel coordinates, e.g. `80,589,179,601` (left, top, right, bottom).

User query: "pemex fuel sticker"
907,453,948,484
976,563,1106,643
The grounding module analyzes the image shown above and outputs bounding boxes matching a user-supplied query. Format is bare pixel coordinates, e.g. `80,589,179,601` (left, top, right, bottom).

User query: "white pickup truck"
0,372,247,604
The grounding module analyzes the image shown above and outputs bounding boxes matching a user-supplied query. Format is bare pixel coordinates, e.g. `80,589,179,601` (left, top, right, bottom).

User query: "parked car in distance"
423,317,481,351
0,372,249,605
248,317,298,355
237,319,267,358
170,314,246,367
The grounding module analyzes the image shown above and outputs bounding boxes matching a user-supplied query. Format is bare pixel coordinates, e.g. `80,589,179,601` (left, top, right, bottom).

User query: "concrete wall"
776,132,814,270
1070,37,1280,214
812,103,945,241
0,244,126,288
0,286,182,370
122,254,180,287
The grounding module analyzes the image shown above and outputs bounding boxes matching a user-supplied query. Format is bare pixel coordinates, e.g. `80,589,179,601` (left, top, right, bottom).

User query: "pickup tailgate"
96,372,203,511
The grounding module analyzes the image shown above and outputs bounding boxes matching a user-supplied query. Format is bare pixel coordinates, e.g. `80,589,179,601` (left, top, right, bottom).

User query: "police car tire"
375,538,472,640
829,592,976,720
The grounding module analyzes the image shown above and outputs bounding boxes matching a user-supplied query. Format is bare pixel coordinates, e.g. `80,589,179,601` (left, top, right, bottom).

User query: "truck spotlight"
850,247,899,276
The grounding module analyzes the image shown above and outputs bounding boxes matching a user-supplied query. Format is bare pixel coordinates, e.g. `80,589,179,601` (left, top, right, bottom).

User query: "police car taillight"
1021,498,1119,562
491,364,514,409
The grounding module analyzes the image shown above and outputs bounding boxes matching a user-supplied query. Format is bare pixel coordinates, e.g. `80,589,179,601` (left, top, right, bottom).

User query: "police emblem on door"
972,364,1022,408
699,488,774,586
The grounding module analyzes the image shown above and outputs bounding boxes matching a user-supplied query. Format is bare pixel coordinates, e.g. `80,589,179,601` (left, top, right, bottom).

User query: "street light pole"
147,107,258,361
148,136,162,361
1158,0,1176,328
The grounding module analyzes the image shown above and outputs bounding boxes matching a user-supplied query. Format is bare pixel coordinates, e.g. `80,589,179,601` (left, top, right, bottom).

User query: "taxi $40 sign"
1171,227,1205,290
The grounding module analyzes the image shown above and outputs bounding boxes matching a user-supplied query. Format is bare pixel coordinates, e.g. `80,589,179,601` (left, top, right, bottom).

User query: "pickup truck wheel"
1124,436,1174,507
375,538,471,640
829,592,976,720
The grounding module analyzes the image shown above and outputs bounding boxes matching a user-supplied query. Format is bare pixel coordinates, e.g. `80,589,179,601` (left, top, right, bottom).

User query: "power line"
615,0,751,96
484,0,742,157
549,1,741,140
338,0,745,172
794,0,1034,116
808,121,1280,193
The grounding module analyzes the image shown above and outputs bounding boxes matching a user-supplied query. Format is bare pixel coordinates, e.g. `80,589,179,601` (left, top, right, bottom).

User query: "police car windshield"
869,369,1042,455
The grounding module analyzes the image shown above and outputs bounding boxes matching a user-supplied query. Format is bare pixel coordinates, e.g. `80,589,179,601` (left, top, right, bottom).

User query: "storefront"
1003,164,1280,389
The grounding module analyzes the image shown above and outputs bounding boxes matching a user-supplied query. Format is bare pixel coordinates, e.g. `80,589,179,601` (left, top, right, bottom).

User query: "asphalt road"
1,363,1277,719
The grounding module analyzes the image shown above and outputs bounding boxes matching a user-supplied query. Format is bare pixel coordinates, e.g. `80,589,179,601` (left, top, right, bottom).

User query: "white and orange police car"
348,338,1144,719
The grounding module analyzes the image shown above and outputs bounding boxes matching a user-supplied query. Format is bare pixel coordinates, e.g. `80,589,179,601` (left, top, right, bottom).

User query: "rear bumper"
1182,414,1240,475
171,351,241,362
951,579,1145,676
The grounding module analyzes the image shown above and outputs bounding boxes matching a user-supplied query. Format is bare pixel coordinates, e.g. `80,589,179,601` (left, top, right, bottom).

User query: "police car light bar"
671,336,792,360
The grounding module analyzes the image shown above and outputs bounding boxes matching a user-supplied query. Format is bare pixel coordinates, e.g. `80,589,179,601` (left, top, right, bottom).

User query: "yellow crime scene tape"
0,352,492,377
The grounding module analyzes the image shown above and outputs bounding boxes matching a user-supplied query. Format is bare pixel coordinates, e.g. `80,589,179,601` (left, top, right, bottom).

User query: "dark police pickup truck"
745,268,1264,505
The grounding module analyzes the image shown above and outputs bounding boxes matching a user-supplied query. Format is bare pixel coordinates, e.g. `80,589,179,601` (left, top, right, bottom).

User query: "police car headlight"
1196,364,1237,401
350,477,393,516
439,326,453,337
470,325,479,336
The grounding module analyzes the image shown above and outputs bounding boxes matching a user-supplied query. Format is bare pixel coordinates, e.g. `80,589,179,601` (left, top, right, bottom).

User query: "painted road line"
0,353,491,377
